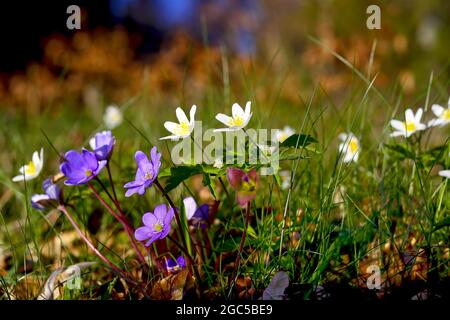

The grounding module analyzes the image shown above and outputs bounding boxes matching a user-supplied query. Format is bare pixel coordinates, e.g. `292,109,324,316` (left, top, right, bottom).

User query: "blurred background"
0,0,449,114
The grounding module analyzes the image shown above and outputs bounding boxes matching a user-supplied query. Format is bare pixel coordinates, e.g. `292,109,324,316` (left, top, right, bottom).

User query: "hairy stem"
229,202,251,290
88,182,148,268
57,205,139,286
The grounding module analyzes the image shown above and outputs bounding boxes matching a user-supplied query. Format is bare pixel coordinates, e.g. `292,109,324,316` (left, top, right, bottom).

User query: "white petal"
175,107,189,124
232,103,245,119
215,113,232,126
414,108,423,123
189,105,197,125
431,104,444,117
244,101,252,118
160,134,181,141
12,175,25,182
338,133,348,142
390,131,406,137
183,197,197,220
390,120,405,131
416,123,427,131
32,151,40,166
213,127,238,132
405,109,415,122
438,170,450,178
89,137,96,150
164,121,179,134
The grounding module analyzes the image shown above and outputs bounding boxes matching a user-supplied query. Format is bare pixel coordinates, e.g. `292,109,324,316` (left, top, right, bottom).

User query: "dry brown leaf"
150,269,189,300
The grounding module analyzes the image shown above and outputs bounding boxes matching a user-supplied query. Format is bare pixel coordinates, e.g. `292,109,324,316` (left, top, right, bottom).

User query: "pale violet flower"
428,98,450,128
12,148,44,182
390,108,426,138
103,105,123,130
160,105,197,141
338,133,360,163
275,126,295,143
439,170,450,179
214,101,252,132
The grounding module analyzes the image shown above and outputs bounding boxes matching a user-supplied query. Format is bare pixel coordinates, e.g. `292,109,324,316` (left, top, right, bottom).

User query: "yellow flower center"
442,109,450,121
25,161,36,175
349,138,359,154
404,121,416,132
154,223,163,232
241,180,256,193
85,169,93,177
175,121,191,136
229,116,244,127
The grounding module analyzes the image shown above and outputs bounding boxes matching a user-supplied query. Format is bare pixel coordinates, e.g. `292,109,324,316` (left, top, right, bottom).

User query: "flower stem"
190,135,231,202
106,163,119,204
154,180,198,277
57,205,139,287
229,202,251,290
88,182,148,268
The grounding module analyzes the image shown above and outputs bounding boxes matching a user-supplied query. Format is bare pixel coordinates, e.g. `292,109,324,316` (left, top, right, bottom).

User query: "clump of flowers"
134,204,175,246
60,149,107,186
12,148,44,182
124,146,161,197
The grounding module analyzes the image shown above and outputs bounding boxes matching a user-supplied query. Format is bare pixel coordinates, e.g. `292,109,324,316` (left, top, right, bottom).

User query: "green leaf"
280,134,317,149
433,217,450,232
163,165,203,192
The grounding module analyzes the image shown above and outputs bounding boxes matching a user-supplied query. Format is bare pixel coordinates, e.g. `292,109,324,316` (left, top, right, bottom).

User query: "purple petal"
135,226,152,241
64,150,85,169
144,234,160,247
135,151,148,166
164,207,175,227
227,168,245,190
193,204,209,221
82,149,98,170
154,204,168,221
176,256,186,268
142,212,158,227
124,179,144,189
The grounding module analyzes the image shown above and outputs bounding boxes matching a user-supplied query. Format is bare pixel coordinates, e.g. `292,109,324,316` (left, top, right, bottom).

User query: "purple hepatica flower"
227,168,259,206
124,146,161,197
89,130,115,161
183,196,209,229
165,256,186,273
134,204,174,246
60,149,107,186
31,178,62,210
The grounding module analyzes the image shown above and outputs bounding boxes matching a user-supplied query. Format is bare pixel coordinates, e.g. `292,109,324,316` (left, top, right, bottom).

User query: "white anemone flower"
275,126,295,143
12,148,44,182
428,98,450,128
439,170,450,178
103,105,123,129
338,133,360,163
214,101,252,132
160,105,197,141
390,108,426,138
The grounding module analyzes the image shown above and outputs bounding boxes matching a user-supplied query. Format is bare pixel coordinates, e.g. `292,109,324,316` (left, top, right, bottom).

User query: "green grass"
1,30,450,300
